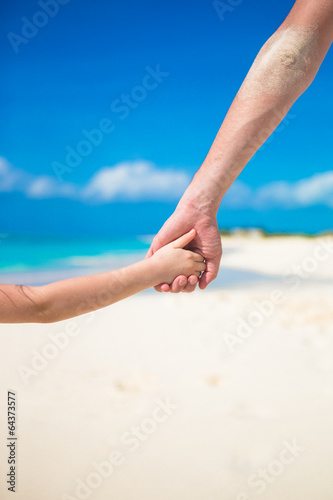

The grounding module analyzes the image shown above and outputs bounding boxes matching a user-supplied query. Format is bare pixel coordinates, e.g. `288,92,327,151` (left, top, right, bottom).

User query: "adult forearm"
180,20,330,216
183,97,298,214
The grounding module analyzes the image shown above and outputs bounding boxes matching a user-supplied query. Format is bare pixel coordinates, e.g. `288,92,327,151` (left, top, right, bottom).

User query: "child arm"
0,230,205,324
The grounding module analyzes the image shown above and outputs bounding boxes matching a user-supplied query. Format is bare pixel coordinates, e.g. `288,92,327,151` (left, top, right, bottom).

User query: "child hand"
151,229,206,285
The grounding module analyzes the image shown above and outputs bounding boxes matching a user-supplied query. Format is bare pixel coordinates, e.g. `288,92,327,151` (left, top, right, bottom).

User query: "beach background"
1,0,333,498
0,232,333,500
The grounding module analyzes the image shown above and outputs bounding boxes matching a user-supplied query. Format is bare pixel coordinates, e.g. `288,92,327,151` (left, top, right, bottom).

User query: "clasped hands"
146,202,222,293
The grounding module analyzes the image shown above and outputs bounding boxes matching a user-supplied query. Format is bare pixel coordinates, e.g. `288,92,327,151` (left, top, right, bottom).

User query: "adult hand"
146,202,222,293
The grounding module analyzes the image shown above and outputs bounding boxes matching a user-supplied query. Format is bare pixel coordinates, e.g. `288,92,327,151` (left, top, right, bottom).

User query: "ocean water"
0,235,273,287
0,235,153,285
0,235,152,272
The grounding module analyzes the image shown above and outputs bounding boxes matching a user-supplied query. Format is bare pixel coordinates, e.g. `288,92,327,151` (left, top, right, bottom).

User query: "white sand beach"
0,234,332,500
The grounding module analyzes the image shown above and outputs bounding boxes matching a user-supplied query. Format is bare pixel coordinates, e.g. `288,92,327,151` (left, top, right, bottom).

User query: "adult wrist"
179,175,221,218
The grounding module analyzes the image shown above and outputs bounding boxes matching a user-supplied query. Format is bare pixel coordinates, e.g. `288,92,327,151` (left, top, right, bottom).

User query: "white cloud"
0,157,30,192
0,157,8,174
0,157,76,200
293,171,333,208
1,156,332,208
222,180,253,208
0,158,190,203
26,176,76,199
82,161,190,202
224,171,333,210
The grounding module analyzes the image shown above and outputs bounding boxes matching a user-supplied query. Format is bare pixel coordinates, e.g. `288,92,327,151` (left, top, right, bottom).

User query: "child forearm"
0,229,204,324
0,259,159,324
36,259,159,323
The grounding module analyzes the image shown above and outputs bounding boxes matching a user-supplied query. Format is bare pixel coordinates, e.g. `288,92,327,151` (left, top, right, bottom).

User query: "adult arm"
147,0,333,293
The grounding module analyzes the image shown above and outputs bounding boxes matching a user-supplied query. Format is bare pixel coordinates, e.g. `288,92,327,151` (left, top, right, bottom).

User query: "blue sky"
1,0,332,237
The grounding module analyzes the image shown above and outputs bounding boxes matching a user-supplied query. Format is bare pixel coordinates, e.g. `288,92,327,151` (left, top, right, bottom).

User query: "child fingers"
195,261,206,272
193,253,205,262
173,229,196,248
187,251,205,262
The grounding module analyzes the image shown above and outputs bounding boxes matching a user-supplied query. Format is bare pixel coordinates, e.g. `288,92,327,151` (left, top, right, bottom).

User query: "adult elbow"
239,25,320,101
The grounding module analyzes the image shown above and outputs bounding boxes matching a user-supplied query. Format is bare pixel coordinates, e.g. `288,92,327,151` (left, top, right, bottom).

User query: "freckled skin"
239,26,319,99
147,0,333,294
280,52,296,66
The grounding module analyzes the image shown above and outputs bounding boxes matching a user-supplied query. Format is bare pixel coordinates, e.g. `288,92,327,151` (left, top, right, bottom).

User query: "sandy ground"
0,235,332,500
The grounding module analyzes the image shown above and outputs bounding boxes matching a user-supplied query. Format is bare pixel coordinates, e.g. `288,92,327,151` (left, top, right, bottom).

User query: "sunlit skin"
0,230,205,324
147,0,333,293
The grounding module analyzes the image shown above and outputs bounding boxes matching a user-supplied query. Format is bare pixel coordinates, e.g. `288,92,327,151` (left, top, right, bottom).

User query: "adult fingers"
181,275,198,293
198,255,221,290
145,233,162,259
154,283,170,292
145,246,154,259
168,275,188,293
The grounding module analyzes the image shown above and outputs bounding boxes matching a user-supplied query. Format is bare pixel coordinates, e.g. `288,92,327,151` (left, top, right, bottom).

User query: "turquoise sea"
0,235,153,285
0,234,273,288
0,235,151,272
